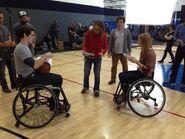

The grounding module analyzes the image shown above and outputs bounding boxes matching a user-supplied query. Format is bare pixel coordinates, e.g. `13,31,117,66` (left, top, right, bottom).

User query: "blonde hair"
138,33,152,62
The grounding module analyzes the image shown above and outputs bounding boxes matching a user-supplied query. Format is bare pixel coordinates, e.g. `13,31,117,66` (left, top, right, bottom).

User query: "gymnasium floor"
0,45,185,139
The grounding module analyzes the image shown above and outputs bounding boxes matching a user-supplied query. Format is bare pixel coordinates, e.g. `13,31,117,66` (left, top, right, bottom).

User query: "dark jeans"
0,54,17,89
160,44,174,61
119,70,147,93
22,73,63,106
170,45,185,83
83,56,102,91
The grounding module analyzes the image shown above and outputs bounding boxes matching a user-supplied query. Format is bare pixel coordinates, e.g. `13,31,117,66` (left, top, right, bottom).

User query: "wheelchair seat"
12,75,70,128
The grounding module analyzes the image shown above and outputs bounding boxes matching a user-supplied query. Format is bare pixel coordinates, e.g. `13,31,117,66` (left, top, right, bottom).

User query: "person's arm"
33,52,52,69
164,32,173,40
82,31,90,53
100,33,108,56
127,29,132,53
108,30,114,58
124,53,146,69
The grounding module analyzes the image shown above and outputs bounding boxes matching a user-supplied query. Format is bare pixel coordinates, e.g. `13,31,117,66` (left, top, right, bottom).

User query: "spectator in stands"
49,20,60,49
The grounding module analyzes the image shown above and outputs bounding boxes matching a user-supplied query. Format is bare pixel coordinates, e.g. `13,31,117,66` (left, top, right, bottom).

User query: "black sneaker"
108,80,116,85
163,81,176,85
2,88,11,93
158,60,163,63
81,88,88,94
94,90,100,97
180,83,185,87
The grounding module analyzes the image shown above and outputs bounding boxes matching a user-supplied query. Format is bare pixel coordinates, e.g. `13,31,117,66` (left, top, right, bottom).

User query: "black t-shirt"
166,31,175,46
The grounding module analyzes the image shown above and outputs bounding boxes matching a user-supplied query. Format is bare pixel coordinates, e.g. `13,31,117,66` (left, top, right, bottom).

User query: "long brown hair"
93,20,105,37
138,33,152,63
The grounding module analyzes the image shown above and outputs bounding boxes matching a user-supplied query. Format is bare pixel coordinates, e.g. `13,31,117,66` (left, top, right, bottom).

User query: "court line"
0,126,29,139
63,77,185,119
53,52,185,119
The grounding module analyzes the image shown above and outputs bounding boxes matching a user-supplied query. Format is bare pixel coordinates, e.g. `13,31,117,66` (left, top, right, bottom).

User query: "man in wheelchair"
115,33,156,103
13,25,65,114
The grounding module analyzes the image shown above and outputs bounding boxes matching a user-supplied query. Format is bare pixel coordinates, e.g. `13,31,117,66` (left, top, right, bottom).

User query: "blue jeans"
83,56,102,91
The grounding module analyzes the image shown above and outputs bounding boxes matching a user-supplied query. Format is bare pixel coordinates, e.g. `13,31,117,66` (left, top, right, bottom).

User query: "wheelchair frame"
113,78,166,117
12,80,70,128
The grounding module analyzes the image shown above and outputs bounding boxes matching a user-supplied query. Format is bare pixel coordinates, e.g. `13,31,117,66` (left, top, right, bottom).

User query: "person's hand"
45,52,52,58
128,56,137,63
98,52,103,56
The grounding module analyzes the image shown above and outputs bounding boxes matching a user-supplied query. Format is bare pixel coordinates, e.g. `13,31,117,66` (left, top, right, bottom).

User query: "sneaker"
2,88,11,93
81,88,88,94
108,80,116,85
94,90,100,97
163,81,176,85
158,60,163,63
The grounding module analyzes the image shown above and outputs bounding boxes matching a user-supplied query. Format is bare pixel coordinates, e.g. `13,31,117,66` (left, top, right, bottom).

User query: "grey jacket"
108,28,132,54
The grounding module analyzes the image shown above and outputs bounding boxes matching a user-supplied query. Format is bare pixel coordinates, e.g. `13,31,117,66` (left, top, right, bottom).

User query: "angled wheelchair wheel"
13,84,58,128
127,78,166,117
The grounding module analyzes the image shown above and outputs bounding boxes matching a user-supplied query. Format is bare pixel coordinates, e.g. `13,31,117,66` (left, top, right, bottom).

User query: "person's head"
19,11,29,24
169,24,175,31
0,11,4,25
19,25,35,45
138,33,152,60
92,20,105,36
116,16,125,30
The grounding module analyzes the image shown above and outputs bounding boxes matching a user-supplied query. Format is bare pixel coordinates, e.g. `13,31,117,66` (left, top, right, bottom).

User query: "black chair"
113,73,166,117
12,75,70,128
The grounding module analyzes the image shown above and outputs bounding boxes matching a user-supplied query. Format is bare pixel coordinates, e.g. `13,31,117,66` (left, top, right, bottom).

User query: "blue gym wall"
0,0,123,42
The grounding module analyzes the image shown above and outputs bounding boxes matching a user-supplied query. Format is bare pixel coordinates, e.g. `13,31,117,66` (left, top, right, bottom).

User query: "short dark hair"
18,25,35,39
116,16,125,23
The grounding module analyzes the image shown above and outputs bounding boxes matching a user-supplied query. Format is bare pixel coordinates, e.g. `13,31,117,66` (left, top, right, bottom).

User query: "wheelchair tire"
13,84,59,128
127,78,166,117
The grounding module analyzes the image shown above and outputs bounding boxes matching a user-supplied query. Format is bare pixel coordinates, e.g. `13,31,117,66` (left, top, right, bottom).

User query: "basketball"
36,62,51,74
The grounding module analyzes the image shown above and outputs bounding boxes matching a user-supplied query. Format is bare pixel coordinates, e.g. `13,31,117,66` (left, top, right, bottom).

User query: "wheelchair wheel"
127,78,166,117
13,84,58,128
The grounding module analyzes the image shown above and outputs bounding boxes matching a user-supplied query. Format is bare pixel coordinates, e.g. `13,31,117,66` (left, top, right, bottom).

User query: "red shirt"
83,30,108,57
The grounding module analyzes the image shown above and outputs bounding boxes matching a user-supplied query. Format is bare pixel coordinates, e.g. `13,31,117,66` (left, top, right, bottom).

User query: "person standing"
158,24,175,63
108,16,132,85
0,11,17,93
163,16,185,86
81,20,108,97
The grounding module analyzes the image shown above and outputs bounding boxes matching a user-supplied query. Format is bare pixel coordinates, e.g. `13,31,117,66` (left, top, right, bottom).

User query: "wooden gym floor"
0,45,185,139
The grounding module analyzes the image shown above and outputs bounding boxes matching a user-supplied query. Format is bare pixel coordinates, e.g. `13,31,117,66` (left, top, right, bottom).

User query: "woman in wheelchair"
118,33,156,102
13,25,67,114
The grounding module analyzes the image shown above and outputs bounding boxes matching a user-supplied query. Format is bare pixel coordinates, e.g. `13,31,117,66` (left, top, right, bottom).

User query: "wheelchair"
12,76,71,128
113,77,166,117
